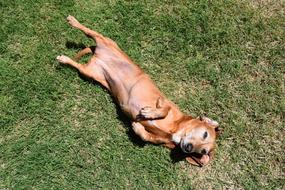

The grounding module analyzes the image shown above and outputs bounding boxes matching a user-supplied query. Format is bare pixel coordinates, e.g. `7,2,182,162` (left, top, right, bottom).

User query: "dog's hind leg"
56,55,109,89
74,46,95,62
66,15,116,48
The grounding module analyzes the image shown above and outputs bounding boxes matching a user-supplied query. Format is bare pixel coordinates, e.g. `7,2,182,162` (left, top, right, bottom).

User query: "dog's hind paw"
56,55,72,64
67,15,80,28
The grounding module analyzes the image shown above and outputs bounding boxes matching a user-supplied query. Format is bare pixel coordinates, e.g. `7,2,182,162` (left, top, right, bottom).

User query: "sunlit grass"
1,0,284,189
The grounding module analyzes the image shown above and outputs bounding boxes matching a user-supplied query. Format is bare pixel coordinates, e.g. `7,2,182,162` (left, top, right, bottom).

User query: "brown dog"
57,16,220,166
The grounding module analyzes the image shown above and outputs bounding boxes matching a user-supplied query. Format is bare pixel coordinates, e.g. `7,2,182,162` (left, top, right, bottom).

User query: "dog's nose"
201,149,207,155
186,143,193,152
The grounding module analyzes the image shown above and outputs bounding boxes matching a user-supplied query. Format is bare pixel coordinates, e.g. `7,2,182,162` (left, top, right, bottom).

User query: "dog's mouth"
179,143,212,166
185,152,211,167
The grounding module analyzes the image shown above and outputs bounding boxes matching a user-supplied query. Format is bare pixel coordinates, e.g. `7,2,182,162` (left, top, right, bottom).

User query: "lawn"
1,0,284,189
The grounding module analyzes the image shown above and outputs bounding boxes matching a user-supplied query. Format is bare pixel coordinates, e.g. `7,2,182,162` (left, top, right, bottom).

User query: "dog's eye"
203,132,208,139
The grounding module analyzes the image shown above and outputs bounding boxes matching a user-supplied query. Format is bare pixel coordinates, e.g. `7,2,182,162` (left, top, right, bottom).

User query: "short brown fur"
57,16,220,166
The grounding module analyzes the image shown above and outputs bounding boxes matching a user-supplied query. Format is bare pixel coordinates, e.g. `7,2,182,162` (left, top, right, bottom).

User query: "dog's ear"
199,116,218,126
198,116,222,136
214,125,222,137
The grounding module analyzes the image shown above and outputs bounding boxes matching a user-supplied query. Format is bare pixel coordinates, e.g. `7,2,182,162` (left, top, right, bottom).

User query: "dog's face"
172,116,220,165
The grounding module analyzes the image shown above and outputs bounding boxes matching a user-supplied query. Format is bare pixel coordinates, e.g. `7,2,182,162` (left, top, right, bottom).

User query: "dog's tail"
74,46,96,61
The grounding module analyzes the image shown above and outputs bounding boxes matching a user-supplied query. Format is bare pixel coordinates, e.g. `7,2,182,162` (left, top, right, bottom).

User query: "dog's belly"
95,48,164,120
103,72,162,119
93,48,162,119
125,76,163,119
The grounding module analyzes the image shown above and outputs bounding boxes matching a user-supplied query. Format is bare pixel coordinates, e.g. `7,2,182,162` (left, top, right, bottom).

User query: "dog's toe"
67,15,80,27
56,55,71,64
140,107,156,119
56,55,63,61
67,15,75,21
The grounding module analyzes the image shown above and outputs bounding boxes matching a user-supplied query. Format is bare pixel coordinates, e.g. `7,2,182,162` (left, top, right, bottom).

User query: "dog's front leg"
132,122,169,144
137,97,170,120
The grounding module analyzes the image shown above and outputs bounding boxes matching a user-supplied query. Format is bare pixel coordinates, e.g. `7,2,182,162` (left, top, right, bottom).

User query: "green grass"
1,0,284,189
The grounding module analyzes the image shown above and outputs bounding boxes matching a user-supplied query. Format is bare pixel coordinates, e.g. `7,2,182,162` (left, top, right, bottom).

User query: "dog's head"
172,116,221,166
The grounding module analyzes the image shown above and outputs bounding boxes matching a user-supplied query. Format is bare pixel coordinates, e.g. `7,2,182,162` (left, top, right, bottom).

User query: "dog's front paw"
56,55,72,64
139,106,157,119
132,122,144,133
132,122,148,141
67,15,80,28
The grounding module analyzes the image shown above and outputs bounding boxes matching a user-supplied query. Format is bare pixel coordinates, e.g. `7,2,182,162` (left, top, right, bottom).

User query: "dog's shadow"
114,103,147,148
61,42,186,163
65,41,87,50
170,146,191,163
